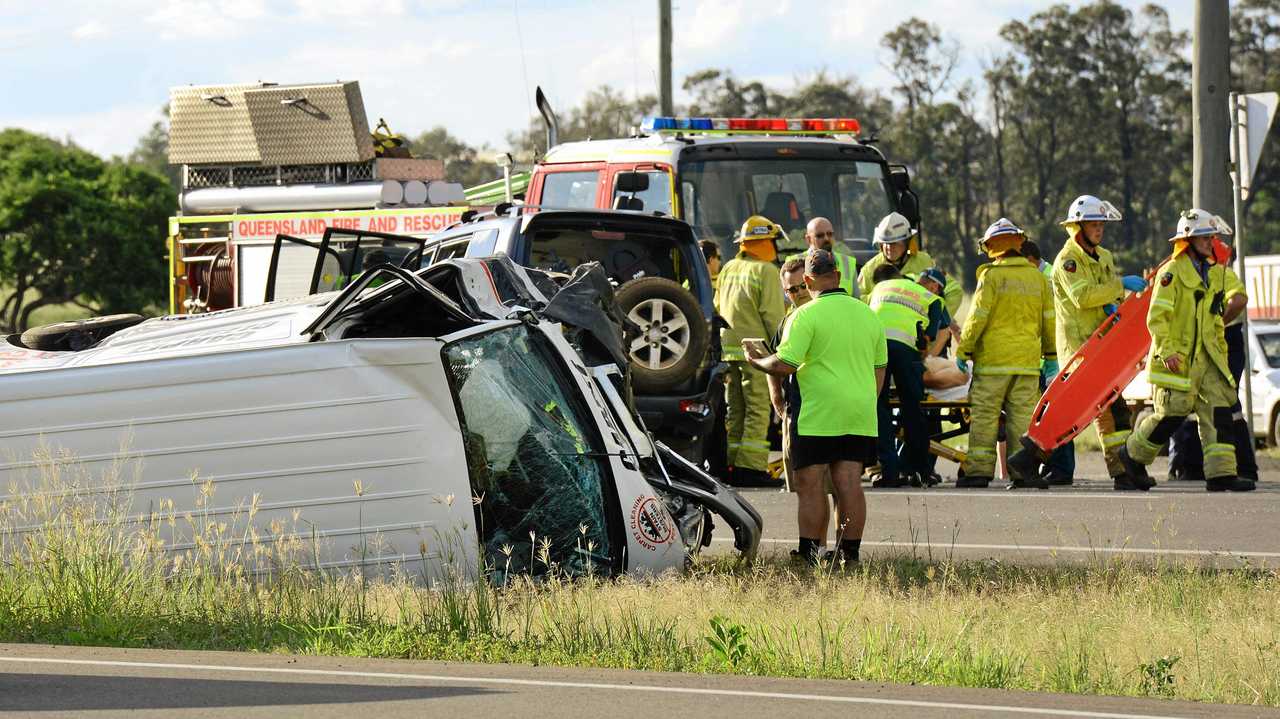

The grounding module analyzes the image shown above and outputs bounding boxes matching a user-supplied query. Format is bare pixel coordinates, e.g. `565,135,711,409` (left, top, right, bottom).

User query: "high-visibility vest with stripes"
869,278,934,348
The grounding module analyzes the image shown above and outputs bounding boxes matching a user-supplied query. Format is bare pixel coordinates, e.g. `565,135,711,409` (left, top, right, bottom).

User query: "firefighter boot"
1006,436,1043,485
1116,445,1155,491
1206,476,1256,492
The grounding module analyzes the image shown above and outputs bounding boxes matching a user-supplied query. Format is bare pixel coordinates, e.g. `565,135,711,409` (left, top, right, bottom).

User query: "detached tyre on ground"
614,277,709,394
20,314,146,352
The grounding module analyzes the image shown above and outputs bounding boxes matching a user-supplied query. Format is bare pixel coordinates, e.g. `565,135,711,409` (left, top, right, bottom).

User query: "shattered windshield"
444,324,614,580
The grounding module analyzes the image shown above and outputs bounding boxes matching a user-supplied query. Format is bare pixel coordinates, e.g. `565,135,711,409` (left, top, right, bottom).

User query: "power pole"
659,0,673,116
1192,0,1231,216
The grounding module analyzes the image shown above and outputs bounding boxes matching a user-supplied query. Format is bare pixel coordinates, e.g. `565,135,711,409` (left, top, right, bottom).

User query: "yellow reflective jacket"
716,253,786,362
869,278,936,348
1050,237,1123,355
958,255,1056,375
786,246,859,298
1146,254,1234,390
857,249,962,318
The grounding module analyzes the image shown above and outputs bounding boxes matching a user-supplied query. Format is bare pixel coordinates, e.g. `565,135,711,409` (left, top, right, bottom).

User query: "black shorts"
790,433,877,470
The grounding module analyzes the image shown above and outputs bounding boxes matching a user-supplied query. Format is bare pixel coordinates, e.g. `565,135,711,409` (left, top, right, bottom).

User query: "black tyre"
614,277,709,394
20,314,145,352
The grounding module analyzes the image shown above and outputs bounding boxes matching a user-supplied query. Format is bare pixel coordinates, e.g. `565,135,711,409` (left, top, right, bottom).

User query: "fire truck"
165,80,467,314
522,95,922,263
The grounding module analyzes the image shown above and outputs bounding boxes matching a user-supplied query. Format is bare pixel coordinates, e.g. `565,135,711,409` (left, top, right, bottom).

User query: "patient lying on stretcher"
922,355,971,402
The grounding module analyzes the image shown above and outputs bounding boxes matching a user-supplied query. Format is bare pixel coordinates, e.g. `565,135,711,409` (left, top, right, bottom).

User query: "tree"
880,18,959,122
879,19,993,285
985,2,1189,271
127,106,181,193
408,127,500,188
683,69,774,117
0,129,174,331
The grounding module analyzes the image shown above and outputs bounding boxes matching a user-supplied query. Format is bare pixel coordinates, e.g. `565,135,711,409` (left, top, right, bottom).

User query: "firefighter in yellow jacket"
858,212,963,318
1119,210,1255,492
956,218,1056,489
1050,195,1151,490
715,216,787,486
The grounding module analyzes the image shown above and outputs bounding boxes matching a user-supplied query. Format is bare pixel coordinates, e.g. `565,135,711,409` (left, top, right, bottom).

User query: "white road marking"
715,537,1280,559
0,655,1197,719
736,488,1269,500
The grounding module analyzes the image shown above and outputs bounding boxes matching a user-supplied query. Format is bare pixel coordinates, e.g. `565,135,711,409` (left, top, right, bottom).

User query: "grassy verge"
1,461,1276,706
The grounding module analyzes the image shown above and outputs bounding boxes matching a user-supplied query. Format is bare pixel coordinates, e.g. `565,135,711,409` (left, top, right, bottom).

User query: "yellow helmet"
978,217,1026,257
736,215,783,244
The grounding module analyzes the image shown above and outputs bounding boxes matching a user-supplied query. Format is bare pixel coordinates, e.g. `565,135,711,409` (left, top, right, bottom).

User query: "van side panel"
0,339,477,579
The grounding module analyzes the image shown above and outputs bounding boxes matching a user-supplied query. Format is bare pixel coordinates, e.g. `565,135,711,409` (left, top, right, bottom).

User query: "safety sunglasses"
786,284,807,295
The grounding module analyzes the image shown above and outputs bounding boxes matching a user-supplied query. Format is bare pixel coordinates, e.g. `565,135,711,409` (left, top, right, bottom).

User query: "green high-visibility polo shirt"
775,289,887,437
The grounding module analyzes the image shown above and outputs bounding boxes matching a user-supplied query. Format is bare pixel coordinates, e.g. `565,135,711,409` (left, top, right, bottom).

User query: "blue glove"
1122,275,1147,292
1043,358,1060,379
956,358,969,373
1103,303,1117,316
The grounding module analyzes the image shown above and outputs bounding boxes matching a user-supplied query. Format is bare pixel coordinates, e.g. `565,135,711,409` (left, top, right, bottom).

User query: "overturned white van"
0,256,760,581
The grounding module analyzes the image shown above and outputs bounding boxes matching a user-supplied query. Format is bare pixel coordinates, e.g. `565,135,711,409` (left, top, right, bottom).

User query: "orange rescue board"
1023,288,1153,453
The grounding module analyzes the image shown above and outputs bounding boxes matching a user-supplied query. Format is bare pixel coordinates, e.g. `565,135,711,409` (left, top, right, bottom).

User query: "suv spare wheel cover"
614,277,708,394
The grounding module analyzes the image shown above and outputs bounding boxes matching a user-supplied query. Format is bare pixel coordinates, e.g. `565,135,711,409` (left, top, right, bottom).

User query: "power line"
512,0,534,124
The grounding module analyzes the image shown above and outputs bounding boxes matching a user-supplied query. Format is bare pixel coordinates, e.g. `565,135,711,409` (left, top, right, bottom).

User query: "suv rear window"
541,171,600,209
526,225,687,286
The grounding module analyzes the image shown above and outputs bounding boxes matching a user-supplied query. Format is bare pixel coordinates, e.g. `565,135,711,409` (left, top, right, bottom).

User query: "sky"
0,0,1193,160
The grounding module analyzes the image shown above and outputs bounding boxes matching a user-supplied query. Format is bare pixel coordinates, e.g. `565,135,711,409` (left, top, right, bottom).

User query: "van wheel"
615,277,708,394
20,314,145,352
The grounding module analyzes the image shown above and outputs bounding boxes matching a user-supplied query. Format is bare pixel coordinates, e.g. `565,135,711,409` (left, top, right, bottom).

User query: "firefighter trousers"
1094,401,1134,478
963,373,1038,479
725,360,771,473
1127,360,1238,480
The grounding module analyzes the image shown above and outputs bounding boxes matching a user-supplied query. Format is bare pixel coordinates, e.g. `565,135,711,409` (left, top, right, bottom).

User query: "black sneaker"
1006,474,1049,490
908,472,925,488
1117,445,1156,489
789,548,820,566
872,476,907,488
1113,474,1151,491
955,475,991,488
924,471,943,487
1206,476,1256,492
820,549,859,566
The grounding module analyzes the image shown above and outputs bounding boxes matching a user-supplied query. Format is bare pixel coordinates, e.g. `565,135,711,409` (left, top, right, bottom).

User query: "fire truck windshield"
678,158,894,258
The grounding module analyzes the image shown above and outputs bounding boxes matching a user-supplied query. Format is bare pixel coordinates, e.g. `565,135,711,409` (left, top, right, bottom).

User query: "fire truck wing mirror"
888,164,912,193
615,172,650,194
897,192,920,227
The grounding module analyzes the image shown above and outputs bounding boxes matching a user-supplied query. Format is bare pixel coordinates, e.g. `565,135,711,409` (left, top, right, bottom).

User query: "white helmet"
978,217,1025,254
873,212,917,245
1168,208,1233,242
1060,195,1122,226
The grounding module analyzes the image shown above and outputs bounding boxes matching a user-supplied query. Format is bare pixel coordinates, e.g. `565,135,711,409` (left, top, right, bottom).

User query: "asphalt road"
713,452,1280,566
1,644,1275,719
